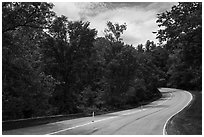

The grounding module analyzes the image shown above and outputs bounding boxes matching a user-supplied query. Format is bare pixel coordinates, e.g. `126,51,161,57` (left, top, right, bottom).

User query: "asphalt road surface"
3,88,192,135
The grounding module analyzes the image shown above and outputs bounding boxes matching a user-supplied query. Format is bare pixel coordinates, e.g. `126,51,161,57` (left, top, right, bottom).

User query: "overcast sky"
52,2,177,46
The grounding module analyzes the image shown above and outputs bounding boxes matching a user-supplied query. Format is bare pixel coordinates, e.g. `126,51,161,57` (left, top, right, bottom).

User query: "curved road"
3,88,192,135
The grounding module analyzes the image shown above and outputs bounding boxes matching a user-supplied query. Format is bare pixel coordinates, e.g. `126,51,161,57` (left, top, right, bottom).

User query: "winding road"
3,88,192,135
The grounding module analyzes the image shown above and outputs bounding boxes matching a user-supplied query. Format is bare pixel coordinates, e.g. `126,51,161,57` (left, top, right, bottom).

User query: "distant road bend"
3,88,192,135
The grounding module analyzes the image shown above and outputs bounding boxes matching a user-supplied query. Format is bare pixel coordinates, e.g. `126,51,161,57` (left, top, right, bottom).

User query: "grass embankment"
166,90,202,135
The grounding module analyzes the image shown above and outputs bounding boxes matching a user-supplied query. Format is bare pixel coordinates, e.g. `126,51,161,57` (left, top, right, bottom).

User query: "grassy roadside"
166,90,202,135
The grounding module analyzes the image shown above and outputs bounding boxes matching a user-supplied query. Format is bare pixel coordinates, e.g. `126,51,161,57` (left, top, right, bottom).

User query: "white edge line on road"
162,90,193,135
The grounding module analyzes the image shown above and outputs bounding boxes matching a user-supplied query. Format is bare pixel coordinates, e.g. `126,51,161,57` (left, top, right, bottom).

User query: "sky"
52,2,177,46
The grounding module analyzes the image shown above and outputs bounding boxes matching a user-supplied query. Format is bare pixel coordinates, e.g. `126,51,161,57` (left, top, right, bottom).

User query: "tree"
137,44,144,53
144,40,157,52
94,22,162,107
2,2,56,120
42,16,97,113
2,2,55,33
104,21,127,42
156,2,202,90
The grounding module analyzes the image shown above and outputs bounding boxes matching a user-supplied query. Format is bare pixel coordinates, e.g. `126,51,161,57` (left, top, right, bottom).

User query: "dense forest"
2,2,201,120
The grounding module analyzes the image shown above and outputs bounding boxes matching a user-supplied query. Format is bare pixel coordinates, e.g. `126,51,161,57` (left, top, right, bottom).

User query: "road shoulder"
165,90,202,135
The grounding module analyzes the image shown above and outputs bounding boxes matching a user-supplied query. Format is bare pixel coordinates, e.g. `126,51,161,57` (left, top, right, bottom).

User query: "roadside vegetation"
2,2,201,130
166,90,202,135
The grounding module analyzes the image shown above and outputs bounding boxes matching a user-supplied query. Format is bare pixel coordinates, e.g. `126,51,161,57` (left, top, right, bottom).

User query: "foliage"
2,2,55,33
2,2,56,120
104,21,127,42
41,16,97,114
156,2,202,90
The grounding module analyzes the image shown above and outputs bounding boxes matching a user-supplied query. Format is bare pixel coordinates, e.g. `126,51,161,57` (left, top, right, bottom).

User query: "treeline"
2,2,201,121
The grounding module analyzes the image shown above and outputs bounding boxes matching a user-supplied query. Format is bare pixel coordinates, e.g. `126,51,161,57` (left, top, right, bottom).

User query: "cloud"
53,2,82,20
53,2,176,46
87,7,157,45
145,2,177,13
